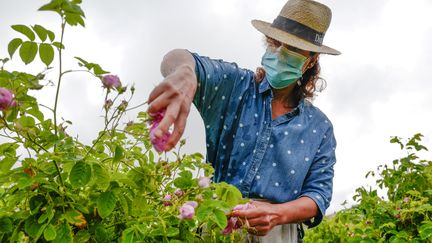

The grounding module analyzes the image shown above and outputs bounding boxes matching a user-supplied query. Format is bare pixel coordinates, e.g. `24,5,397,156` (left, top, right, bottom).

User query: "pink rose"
179,204,194,219
0,87,16,111
148,110,171,153
233,202,255,211
222,203,256,235
198,176,211,188
174,189,184,197
184,201,198,208
163,194,172,206
222,216,238,235
101,75,121,89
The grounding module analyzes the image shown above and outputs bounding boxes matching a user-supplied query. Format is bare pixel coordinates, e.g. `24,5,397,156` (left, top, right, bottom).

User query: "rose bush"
304,134,432,242
0,1,252,242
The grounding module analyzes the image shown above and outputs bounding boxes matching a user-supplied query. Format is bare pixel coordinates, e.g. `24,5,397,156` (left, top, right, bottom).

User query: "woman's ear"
303,54,319,73
255,67,266,83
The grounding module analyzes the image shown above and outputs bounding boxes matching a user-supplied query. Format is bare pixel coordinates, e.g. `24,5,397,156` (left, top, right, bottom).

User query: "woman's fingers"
165,106,188,150
147,91,173,115
154,102,181,137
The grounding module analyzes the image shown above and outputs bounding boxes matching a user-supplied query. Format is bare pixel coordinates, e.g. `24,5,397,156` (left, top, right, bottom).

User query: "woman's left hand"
231,201,283,236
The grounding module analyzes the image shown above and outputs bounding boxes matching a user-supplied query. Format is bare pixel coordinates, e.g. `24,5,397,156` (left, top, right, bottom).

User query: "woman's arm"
147,49,197,151
231,197,318,236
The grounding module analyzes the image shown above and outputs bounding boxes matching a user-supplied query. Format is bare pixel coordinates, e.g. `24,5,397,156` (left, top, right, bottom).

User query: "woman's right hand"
147,61,197,152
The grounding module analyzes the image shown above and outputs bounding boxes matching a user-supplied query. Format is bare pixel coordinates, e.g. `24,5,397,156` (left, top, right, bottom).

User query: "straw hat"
252,0,341,55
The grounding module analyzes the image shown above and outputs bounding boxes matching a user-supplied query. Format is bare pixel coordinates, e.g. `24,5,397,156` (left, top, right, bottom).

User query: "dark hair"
264,37,326,108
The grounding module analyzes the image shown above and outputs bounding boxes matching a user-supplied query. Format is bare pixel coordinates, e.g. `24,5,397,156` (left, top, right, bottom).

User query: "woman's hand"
231,201,283,236
147,49,197,151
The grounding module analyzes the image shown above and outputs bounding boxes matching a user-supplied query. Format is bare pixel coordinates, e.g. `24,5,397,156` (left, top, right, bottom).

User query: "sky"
1,0,432,214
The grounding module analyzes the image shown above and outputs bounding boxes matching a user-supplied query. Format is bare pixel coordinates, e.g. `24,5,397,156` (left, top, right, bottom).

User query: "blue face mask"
261,46,308,89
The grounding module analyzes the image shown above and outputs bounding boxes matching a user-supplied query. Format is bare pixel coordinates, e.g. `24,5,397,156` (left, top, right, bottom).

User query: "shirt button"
275,182,279,187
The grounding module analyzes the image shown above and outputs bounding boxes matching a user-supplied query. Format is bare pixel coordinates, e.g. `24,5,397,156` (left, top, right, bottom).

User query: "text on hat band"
271,16,325,46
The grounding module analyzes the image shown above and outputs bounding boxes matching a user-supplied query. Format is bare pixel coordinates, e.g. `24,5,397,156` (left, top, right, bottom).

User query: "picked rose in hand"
149,109,172,153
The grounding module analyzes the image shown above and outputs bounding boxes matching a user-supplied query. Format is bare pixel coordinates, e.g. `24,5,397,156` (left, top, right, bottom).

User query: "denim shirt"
191,53,337,227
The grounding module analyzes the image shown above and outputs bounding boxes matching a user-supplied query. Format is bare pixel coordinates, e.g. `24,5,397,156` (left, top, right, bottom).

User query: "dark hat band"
271,16,325,46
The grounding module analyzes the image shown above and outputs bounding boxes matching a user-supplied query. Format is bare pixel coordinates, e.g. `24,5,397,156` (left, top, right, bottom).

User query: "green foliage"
0,0,248,242
304,134,432,242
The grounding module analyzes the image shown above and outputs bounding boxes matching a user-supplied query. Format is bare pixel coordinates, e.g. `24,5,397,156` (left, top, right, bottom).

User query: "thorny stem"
52,18,66,188
53,19,66,142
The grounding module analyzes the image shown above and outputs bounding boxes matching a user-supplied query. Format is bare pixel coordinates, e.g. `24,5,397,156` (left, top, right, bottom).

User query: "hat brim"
252,19,341,55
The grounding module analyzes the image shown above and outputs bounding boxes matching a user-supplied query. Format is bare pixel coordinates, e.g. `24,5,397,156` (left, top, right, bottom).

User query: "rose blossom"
184,201,198,208
179,201,198,220
148,110,171,152
0,87,16,111
174,189,184,197
198,176,211,188
163,194,172,206
101,75,121,89
222,203,256,235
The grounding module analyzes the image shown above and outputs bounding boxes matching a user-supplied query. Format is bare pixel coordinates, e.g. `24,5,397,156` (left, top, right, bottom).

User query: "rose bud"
163,194,173,206
174,189,184,197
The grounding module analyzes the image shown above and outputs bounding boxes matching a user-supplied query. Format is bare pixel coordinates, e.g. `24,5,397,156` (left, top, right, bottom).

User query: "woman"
147,0,340,241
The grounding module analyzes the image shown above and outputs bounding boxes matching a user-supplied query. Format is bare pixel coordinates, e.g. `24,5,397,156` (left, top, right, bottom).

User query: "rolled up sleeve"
300,125,337,228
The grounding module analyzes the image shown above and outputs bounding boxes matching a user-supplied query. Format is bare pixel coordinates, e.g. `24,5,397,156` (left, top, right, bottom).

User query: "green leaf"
27,107,45,121
32,25,48,42
74,230,90,243
47,29,55,42
11,24,35,41
17,115,36,128
52,41,65,49
64,210,85,225
39,43,54,66
53,222,73,243
69,161,91,188
74,56,89,66
74,230,91,242
121,228,134,243
0,217,13,233
215,182,243,207
8,38,22,58
24,216,44,239
38,0,62,12
65,12,85,27
97,191,116,218
166,227,180,237
91,163,110,191
419,222,432,240
44,224,56,241
113,145,124,163
211,209,227,229
19,41,38,64
196,206,212,222
93,64,109,75
0,157,17,174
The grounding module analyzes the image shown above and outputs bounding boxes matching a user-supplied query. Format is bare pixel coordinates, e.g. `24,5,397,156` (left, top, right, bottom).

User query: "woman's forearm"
274,196,319,225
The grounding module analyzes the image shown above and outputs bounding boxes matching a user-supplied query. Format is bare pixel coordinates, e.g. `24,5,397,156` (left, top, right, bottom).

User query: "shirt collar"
258,77,271,93
258,78,306,114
